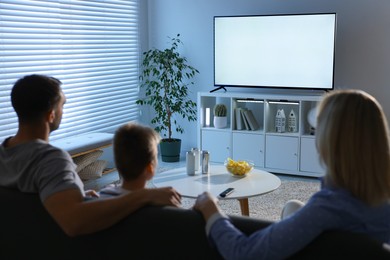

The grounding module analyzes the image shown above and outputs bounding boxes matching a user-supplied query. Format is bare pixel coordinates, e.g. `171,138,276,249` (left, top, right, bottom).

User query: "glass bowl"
224,158,254,178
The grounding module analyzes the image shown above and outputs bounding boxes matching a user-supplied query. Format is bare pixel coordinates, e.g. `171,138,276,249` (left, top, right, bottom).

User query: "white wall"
140,0,390,158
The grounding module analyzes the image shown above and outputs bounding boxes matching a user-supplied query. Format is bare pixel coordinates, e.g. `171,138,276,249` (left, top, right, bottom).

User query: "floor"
83,157,183,190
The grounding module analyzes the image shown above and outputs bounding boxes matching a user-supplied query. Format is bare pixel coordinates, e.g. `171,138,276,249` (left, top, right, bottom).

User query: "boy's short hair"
114,122,161,180
11,74,62,122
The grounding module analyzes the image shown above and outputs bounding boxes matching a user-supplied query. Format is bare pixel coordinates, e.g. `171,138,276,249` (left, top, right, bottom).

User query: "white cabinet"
265,135,298,171
300,137,325,176
198,91,324,177
233,132,264,167
201,129,231,163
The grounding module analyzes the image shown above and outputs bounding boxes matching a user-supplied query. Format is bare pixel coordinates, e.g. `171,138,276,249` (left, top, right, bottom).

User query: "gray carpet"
157,167,320,221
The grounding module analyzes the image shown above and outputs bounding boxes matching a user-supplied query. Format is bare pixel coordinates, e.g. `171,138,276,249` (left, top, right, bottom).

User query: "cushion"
78,160,108,181
73,150,103,173
51,133,113,156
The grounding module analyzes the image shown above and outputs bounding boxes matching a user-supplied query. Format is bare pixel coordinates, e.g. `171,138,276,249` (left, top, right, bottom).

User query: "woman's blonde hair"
316,89,390,206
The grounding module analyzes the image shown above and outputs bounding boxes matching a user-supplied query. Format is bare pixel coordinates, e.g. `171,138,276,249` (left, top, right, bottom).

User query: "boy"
100,122,160,196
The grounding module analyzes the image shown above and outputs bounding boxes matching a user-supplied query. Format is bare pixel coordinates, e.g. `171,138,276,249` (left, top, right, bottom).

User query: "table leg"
238,198,249,216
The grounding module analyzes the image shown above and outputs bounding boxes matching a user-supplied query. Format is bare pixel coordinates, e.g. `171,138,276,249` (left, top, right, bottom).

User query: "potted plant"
136,34,199,162
213,104,227,128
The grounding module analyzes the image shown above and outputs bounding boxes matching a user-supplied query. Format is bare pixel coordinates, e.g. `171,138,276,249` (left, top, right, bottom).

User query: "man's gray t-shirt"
0,138,85,202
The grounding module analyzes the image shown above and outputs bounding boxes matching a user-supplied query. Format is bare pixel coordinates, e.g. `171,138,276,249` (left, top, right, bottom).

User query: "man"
0,74,181,236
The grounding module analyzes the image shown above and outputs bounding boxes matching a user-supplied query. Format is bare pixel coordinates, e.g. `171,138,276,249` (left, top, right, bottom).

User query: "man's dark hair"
11,74,62,122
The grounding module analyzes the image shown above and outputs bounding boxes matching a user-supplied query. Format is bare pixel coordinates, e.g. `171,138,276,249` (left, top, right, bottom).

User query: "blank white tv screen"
214,13,336,90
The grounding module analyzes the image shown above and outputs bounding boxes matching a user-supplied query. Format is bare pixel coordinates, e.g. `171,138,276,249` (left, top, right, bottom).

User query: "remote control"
219,188,234,198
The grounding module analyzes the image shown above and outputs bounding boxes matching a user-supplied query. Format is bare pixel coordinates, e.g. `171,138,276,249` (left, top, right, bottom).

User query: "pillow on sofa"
78,160,107,181
72,150,103,173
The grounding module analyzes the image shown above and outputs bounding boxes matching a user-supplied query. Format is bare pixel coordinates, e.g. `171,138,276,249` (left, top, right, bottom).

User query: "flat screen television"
213,13,336,92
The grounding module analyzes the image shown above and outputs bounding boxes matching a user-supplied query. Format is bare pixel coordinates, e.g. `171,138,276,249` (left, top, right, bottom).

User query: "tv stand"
197,91,325,177
210,86,227,93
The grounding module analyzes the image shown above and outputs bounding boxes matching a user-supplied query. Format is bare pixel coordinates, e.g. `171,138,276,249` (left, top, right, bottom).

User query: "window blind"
0,0,140,142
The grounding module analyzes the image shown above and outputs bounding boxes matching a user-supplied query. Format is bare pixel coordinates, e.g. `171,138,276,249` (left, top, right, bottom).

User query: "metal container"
201,150,210,175
186,151,195,176
191,148,200,171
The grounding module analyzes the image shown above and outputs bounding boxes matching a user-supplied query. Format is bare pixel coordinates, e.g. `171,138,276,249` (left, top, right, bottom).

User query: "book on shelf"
243,110,260,130
235,108,244,130
240,108,251,130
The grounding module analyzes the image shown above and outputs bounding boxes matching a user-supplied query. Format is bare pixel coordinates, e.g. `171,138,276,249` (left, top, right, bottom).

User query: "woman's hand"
193,192,220,221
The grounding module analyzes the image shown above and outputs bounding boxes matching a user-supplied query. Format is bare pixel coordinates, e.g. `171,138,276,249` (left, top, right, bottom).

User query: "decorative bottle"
288,109,297,132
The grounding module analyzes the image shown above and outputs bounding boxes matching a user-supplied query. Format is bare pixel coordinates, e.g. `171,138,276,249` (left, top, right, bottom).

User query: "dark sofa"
1,187,389,259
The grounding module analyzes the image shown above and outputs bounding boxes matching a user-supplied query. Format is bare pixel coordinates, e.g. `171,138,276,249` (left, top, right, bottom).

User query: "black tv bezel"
212,12,337,92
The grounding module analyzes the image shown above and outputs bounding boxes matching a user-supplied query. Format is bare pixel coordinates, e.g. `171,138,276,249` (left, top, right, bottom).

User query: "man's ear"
47,109,56,123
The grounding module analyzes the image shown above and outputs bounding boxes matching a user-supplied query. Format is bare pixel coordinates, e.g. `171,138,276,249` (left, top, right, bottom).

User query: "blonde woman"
194,89,390,259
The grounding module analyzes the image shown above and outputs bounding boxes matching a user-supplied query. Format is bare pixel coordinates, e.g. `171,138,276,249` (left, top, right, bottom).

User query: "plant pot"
214,116,227,129
159,138,181,162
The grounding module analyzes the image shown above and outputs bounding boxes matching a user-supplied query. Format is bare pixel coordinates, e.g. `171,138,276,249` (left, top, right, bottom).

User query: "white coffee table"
152,164,281,216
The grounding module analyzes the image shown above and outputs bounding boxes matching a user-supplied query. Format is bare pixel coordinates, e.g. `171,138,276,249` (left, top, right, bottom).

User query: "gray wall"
139,0,390,158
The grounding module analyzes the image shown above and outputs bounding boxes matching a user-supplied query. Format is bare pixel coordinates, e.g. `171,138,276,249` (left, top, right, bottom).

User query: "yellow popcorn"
225,158,253,176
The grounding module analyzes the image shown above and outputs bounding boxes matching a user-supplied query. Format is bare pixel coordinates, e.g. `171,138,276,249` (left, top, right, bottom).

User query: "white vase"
214,116,227,128
307,107,317,129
